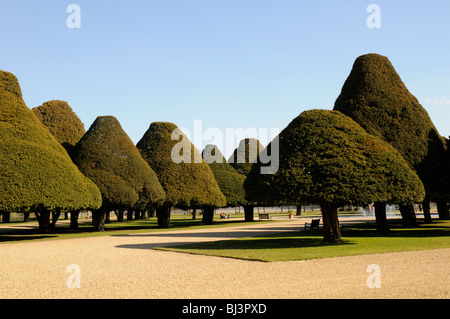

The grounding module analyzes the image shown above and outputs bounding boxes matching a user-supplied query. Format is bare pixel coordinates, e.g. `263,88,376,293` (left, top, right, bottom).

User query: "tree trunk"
192,208,197,220
243,205,254,222
399,204,418,227
92,210,106,232
70,210,80,230
115,210,124,222
296,205,302,216
35,208,52,233
105,211,111,223
320,205,341,243
2,212,10,223
374,202,390,233
156,206,171,228
23,212,30,222
203,206,215,225
126,210,133,221
436,200,450,220
422,200,432,224
149,209,156,218
51,210,61,229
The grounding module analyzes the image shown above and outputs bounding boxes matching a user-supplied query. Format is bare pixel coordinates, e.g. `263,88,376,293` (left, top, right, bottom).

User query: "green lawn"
156,220,450,262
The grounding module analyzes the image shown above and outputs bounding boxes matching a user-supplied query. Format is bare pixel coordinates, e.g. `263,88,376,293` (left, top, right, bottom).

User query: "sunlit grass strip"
155,220,450,262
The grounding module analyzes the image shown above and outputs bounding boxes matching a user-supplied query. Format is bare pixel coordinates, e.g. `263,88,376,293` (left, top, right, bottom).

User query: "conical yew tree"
137,122,226,227
72,116,165,231
32,100,85,155
334,53,448,223
32,100,89,225
202,144,246,224
227,138,264,221
0,70,102,232
245,110,425,242
228,138,264,176
437,137,450,219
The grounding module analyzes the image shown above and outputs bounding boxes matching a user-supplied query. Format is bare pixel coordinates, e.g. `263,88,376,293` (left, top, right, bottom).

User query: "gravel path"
0,217,448,299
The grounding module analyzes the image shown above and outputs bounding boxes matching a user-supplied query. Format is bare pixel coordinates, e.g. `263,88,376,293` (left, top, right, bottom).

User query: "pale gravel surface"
0,217,448,299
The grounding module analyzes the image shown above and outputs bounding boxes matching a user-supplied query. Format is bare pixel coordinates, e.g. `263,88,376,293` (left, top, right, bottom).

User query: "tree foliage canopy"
443,137,450,201
333,53,446,199
245,109,425,208
228,138,264,176
32,100,85,153
0,70,102,212
202,144,246,207
137,122,226,209
72,116,165,211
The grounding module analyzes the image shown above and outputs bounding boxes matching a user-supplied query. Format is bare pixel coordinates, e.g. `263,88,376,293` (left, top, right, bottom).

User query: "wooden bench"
259,213,272,221
304,218,320,230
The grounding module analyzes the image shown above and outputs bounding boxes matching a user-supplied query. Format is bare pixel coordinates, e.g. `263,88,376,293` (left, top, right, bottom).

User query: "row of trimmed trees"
1,53,449,242
0,72,102,231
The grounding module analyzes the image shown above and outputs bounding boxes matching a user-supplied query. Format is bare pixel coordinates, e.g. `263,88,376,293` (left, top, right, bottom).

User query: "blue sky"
1,1,449,157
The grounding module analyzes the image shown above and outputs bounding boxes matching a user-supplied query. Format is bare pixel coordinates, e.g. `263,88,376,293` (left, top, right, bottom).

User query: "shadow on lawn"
174,234,355,251
342,220,450,238
0,234,56,242
0,219,272,243
115,230,355,251
115,220,450,252
111,225,303,240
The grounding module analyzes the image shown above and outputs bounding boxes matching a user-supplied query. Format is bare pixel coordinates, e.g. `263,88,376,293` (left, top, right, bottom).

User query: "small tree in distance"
202,144,246,224
245,110,425,242
228,138,264,222
228,138,264,176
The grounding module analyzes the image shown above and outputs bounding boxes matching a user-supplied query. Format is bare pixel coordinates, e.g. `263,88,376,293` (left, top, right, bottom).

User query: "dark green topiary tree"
137,122,226,227
0,70,102,232
435,136,450,220
32,100,87,223
202,144,246,223
227,138,264,221
245,110,425,242
334,53,448,223
228,138,264,176
72,116,166,231
32,100,85,155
